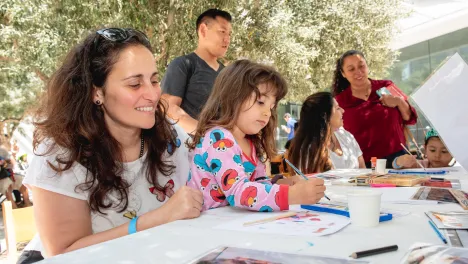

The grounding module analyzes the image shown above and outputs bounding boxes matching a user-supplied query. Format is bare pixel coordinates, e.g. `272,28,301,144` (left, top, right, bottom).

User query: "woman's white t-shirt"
23,124,189,255
329,127,363,169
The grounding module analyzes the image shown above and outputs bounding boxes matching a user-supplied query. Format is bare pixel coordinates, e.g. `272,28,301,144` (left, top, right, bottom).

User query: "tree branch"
0,56,19,62
34,68,49,83
0,118,22,122
155,4,175,65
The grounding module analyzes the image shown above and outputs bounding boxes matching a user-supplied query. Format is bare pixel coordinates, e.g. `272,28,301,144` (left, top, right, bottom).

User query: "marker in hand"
284,158,331,201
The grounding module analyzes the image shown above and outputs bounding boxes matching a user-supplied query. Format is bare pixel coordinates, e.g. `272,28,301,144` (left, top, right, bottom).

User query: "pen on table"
428,220,447,244
400,143,426,171
349,245,398,259
283,158,331,201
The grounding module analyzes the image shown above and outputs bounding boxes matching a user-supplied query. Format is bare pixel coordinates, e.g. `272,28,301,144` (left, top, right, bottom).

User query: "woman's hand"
288,178,326,205
33,185,204,257
161,186,203,222
380,94,402,108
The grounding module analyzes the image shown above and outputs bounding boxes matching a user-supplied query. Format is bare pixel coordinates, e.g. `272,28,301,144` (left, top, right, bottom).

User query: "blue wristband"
128,216,139,234
392,158,403,169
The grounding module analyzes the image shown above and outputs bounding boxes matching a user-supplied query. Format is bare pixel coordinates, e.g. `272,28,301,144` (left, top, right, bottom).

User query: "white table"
39,169,468,264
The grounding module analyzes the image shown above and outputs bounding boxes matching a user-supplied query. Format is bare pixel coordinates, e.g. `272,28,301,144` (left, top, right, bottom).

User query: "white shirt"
23,123,189,256
329,127,363,169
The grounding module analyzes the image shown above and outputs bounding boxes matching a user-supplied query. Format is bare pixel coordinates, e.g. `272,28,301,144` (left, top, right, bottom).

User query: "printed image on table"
401,244,468,264
214,211,350,237
191,247,368,264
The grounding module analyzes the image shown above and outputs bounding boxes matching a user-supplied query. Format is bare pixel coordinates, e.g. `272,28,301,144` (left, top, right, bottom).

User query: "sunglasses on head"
94,28,150,48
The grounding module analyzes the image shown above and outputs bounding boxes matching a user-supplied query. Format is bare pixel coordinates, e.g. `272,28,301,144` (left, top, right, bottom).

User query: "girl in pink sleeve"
187,60,326,212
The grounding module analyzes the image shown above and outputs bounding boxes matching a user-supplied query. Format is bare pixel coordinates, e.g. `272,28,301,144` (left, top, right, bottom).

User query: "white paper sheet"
214,211,350,237
411,53,468,171
319,169,371,179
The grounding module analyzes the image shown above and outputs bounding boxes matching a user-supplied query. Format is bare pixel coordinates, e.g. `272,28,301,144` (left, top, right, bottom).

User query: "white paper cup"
347,189,382,227
376,159,387,174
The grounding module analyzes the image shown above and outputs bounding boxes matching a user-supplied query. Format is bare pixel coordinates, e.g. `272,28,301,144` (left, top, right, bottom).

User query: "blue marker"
388,170,448,175
284,158,331,201
428,220,447,244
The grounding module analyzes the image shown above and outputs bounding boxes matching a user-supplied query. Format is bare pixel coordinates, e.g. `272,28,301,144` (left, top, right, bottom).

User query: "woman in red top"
332,50,418,168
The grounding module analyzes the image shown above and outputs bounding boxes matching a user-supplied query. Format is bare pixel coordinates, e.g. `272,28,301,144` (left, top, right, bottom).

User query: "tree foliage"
0,0,407,138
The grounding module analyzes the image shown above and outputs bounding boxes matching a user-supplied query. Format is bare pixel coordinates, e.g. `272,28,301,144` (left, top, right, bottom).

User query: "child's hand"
276,175,302,186
162,186,203,222
396,154,417,168
288,178,326,205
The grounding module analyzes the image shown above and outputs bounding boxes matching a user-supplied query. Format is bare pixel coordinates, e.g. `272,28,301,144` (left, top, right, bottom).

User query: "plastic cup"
376,159,387,175
347,189,382,227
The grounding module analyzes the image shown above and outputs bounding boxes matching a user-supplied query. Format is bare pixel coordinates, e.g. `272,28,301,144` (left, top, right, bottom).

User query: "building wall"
388,26,468,145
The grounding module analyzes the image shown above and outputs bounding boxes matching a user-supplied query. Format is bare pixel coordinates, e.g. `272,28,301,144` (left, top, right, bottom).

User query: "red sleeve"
386,80,418,125
276,184,289,211
372,79,393,91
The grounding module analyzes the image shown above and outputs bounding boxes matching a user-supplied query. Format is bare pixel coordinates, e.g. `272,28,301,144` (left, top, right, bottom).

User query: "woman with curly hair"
21,28,202,262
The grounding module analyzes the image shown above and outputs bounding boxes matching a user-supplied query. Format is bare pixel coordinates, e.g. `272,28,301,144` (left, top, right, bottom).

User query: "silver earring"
95,100,101,105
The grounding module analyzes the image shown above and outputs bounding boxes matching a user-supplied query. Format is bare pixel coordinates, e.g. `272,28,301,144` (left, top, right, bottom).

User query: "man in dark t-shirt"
161,9,232,134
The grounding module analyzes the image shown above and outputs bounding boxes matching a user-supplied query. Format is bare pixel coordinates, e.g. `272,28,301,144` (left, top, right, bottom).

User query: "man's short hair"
283,113,291,119
196,9,232,33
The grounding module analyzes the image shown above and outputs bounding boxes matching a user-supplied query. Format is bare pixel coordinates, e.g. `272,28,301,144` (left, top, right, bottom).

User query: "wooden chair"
2,201,36,261
270,152,293,178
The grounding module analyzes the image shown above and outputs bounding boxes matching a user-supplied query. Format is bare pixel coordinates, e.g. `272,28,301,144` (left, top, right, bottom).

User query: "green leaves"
0,0,406,124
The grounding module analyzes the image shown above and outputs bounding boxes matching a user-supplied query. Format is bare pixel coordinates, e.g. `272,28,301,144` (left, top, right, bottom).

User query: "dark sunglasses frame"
93,28,150,48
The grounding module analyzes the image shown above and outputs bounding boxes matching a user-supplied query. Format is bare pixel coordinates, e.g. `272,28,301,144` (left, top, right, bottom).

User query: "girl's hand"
288,178,326,205
276,175,302,186
380,94,402,108
396,154,417,168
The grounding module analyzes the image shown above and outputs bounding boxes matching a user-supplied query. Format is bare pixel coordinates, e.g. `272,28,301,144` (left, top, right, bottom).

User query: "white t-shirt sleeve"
23,142,87,201
347,130,363,158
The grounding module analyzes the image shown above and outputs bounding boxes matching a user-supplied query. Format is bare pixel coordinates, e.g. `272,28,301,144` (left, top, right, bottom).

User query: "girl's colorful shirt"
187,127,289,212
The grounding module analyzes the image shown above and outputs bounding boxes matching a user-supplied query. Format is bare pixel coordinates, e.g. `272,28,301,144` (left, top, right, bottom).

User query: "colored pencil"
428,220,447,244
284,158,331,201
243,212,298,226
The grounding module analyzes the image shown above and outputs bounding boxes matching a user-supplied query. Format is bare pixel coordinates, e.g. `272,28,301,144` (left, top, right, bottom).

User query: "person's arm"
32,185,202,257
161,94,198,134
345,129,366,169
392,154,418,169
396,98,412,121
378,81,417,123
380,95,412,121
281,125,291,134
161,57,198,134
358,156,366,168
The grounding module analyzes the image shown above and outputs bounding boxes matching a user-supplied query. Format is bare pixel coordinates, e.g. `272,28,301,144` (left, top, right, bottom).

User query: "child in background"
187,60,326,212
392,128,454,169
